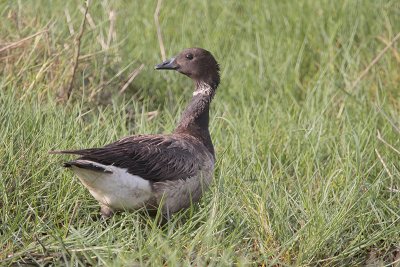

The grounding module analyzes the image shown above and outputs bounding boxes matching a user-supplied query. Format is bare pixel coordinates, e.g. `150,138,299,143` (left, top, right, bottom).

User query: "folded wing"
53,135,202,182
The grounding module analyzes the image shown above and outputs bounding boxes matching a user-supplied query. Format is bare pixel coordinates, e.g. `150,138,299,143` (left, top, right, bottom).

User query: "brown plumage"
51,48,220,218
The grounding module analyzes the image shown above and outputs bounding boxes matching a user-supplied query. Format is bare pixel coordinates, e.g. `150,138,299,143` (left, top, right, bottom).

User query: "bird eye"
185,53,194,60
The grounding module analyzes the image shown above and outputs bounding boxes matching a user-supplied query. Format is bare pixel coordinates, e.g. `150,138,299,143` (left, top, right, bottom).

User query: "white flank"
71,160,152,210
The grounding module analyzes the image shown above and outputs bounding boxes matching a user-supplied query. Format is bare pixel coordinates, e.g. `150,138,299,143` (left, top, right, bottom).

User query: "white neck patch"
193,82,212,96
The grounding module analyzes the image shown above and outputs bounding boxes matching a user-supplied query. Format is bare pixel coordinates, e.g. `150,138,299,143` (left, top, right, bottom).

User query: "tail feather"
48,148,96,155
64,160,113,173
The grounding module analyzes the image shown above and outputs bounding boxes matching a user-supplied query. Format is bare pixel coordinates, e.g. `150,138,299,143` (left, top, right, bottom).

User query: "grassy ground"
1,0,400,265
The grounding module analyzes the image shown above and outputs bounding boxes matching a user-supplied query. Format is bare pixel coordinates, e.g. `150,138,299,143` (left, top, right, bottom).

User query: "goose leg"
100,204,114,219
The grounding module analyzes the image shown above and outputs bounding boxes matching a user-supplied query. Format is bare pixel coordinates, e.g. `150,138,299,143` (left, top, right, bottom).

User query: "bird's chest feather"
152,156,215,213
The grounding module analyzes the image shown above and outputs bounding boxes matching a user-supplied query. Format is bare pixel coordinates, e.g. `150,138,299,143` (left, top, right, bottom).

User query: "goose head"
155,48,220,89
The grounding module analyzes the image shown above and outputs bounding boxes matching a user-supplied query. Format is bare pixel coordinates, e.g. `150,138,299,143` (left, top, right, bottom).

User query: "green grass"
1,0,400,265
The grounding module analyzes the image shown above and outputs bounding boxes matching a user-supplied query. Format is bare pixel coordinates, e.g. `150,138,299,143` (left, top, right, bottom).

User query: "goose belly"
71,162,152,210
153,161,214,214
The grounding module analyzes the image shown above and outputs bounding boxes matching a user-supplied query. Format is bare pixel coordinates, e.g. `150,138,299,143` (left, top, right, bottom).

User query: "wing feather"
54,134,207,182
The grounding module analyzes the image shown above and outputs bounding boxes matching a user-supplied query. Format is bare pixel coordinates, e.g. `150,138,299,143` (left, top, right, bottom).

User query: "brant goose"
51,48,220,218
